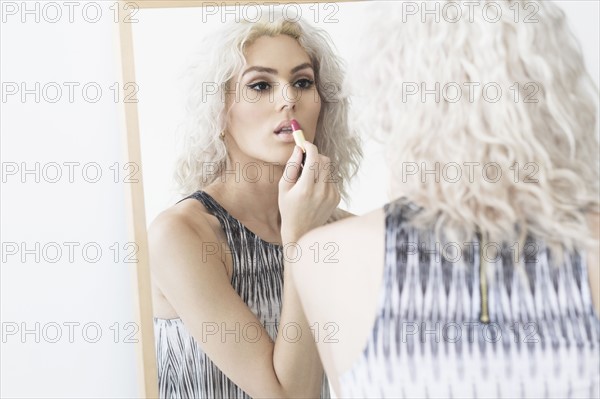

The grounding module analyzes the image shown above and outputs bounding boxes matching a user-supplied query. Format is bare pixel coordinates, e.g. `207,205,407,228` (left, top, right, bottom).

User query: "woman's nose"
276,84,298,112
280,103,295,114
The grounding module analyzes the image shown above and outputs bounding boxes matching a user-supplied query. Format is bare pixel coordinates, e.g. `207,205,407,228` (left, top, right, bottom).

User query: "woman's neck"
205,168,284,234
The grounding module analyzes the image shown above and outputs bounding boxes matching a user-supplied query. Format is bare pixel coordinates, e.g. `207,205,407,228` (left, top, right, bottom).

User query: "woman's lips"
274,120,292,134
274,120,296,142
273,131,296,142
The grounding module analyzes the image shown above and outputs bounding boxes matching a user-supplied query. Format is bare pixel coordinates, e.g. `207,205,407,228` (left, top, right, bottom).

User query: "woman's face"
225,34,322,165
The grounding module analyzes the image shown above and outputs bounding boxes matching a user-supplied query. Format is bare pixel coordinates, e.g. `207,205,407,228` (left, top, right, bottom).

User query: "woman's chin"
261,148,296,166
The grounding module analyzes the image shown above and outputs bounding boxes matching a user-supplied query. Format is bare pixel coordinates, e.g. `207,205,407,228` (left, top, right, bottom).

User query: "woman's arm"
291,207,386,397
149,211,322,398
151,143,338,398
274,237,324,397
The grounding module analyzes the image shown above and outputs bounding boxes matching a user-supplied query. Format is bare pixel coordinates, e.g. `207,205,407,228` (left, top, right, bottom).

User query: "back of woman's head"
355,0,599,256
175,7,362,203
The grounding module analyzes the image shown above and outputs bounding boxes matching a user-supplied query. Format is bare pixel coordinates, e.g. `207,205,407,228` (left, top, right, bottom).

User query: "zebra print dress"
153,190,330,398
339,198,600,398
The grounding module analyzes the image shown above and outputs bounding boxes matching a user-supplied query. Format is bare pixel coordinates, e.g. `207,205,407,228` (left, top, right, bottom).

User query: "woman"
293,1,599,397
149,9,361,399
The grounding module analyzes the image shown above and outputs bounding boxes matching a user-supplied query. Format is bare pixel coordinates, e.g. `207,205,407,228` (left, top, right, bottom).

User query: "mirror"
121,1,598,396
131,0,388,230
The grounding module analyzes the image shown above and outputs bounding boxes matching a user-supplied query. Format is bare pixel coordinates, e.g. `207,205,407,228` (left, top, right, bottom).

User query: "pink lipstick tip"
290,119,301,131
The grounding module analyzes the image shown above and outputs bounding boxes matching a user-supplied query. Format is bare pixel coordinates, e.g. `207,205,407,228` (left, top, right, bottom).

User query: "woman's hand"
278,142,341,243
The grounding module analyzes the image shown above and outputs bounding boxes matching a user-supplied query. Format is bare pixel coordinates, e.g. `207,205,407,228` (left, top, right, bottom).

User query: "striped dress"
154,190,330,398
339,198,600,398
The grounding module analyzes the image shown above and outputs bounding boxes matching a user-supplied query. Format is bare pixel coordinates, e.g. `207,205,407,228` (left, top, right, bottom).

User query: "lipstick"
290,119,306,165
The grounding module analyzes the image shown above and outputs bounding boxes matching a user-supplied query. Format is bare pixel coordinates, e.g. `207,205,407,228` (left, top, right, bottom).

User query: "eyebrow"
241,63,314,78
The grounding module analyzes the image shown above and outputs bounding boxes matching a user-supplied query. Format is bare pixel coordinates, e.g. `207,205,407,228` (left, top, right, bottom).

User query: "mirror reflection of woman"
149,10,361,399
293,1,600,397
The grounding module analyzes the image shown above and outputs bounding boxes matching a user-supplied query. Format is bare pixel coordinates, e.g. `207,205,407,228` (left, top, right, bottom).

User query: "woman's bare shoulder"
148,200,208,233
320,207,385,239
327,207,356,223
148,197,217,252
147,195,233,289
295,207,385,270
293,207,387,386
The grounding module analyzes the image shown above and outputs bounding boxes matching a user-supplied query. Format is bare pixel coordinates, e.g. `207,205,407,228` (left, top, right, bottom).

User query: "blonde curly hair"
354,0,599,257
174,7,362,204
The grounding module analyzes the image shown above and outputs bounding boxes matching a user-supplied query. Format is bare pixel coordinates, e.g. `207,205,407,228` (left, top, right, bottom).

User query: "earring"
219,131,225,140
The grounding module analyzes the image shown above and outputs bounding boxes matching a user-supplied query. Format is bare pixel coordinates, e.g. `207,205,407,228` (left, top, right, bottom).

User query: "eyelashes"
294,78,315,89
246,78,315,92
247,81,270,91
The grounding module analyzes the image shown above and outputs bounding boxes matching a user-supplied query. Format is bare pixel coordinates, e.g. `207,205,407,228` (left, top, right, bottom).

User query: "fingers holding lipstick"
299,141,319,180
278,142,341,242
296,142,336,188
306,144,328,185
281,146,304,186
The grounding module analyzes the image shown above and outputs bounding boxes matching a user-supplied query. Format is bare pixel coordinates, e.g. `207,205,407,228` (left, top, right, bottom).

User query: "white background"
1,1,598,397
1,1,140,397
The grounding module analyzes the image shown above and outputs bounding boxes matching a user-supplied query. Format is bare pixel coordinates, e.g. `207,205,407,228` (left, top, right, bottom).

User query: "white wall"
1,1,139,397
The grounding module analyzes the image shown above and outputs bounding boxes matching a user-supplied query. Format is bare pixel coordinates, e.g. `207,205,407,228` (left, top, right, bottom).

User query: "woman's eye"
247,82,271,91
294,79,315,89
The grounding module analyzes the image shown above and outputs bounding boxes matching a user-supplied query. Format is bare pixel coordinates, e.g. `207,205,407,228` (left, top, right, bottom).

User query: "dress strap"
179,190,235,225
